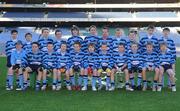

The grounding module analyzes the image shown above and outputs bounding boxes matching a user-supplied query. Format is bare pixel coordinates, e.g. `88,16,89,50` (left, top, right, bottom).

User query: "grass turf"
0,57,179,111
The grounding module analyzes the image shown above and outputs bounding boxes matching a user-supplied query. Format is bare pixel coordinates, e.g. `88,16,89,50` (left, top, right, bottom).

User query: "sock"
66,80,70,86
92,76,97,88
57,80,61,86
18,74,24,89
16,78,19,86
43,79,47,86
83,75,88,87
153,80,157,88
23,81,28,88
125,82,130,88
143,80,147,87
130,77,135,86
111,80,115,87
78,75,83,86
137,75,142,86
53,79,57,86
36,80,40,88
106,76,110,87
97,76,102,87
8,75,13,87
70,75,75,86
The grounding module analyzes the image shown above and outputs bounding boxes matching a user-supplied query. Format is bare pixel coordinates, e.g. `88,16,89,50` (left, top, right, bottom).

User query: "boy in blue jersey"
142,42,160,91
7,40,26,90
128,42,143,90
97,43,113,91
158,42,176,92
69,42,85,91
23,32,33,86
67,25,83,52
159,28,176,88
54,30,66,52
83,43,98,91
22,42,44,90
83,25,99,52
139,25,159,53
54,42,71,91
98,26,113,52
5,30,19,90
38,28,54,52
112,28,127,52
41,42,57,91
126,30,138,52
109,43,134,91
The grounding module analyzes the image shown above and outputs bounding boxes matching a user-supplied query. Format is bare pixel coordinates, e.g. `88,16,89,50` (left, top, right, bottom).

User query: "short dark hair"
55,29,62,35
89,25,97,31
32,42,39,47
60,41,67,47
25,33,32,38
102,26,109,31
147,25,155,30
160,42,167,47
131,41,138,47
47,42,53,46
129,30,137,35
42,28,49,33
11,30,18,34
88,43,95,48
74,41,81,46
146,42,153,46
163,28,170,32
118,43,125,47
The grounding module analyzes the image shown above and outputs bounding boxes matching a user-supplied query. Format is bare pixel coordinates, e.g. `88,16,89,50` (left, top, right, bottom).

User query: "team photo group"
5,25,177,92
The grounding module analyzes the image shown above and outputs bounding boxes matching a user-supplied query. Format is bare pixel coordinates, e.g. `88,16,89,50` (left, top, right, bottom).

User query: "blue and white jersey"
11,49,26,66
159,37,176,60
83,52,99,68
98,50,113,69
42,51,57,69
70,50,85,67
53,39,67,51
83,35,99,52
159,50,175,65
56,51,71,69
38,37,54,52
139,35,159,53
142,51,159,68
126,39,140,52
112,37,127,52
113,51,128,67
67,36,83,52
5,39,18,57
23,41,32,53
22,50,44,67
127,51,143,69
98,37,113,52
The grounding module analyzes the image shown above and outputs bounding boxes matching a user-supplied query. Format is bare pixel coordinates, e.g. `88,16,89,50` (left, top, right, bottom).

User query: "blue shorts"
6,56,12,68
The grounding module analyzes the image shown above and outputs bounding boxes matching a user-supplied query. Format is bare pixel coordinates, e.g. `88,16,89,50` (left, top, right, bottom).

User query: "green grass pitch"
0,57,179,111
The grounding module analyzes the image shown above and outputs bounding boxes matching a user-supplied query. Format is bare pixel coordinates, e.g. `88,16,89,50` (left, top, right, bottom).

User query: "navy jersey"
70,50,85,67
112,37,127,52
67,36,83,52
22,50,44,67
98,37,113,52
140,35,159,53
83,35,99,52
23,41,32,53
113,51,128,67
159,37,176,60
83,52,99,68
98,51,113,69
53,39,67,51
142,51,159,68
42,51,57,69
5,39,18,57
56,51,71,69
127,51,143,69
159,50,175,65
38,37,54,52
